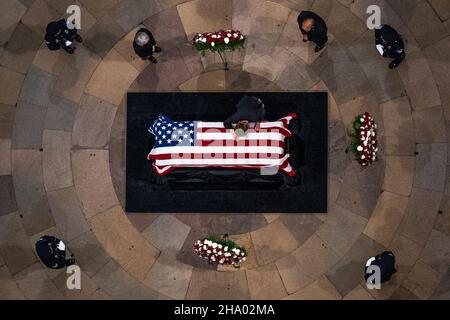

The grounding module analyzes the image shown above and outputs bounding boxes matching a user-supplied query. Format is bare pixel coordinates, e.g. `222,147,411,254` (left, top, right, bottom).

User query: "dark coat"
365,251,397,284
35,236,68,269
45,19,78,51
224,96,265,129
133,28,157,59
297,11,328,47
375,24,405,60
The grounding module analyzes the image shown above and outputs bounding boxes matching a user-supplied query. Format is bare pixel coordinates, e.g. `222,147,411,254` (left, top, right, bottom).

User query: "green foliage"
204,235,247,255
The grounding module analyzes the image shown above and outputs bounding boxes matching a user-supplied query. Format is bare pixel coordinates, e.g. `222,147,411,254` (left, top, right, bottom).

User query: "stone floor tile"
275,53,320,91
142,215,191,252
72,94,117,148
246,264,288,300
110,0,161,32
405,1,448,48
403,260,443,299
86,49,139,106
186,268,250,300
72,149,119,218
414,143,447,192
317,205,368,255
53,268,99,300
143,6,187,51
132,46,205,92
311,0,366,46
12,150,54,235
275,254,315,294
43,130,73,192
436,197,450,236
47,187,90,243
176,229,217,270
279,214,323,245
291,234,341,280
0,0,27,46
179,70,226,91
31,44,68,77
20,0,59,35
423,36,450,86
310,81,339,121
420,230,450,275
68,231,111,278
144,251,193,300
82,14,126,58
335,179,380,219
0,104,15,138
89,288,111,300
45,96,79,132
13,262,64,299
0,212,36,275
250,219,298,265
0,139,11,175
405,76,441,111
399,188,442,245
343,284,374,300
348,30,405,104
364,192,409,247
176,42,204,77
282,276,341,300
127,213,159,233
89,205,160,281
248,0,291,44
93,259,167,299
78,0,123,19
326,233,385,297
12,102,46,149
0,265,25,299
413,106,446,143
382,156,415,196
431,267,450,299
390,286,420,300
0,66,25,106
19,66,57,107
0,23,44,74
53,45,101,104
177,0,232,40
429,0,450,20
0,175,17,216
231,0,263,35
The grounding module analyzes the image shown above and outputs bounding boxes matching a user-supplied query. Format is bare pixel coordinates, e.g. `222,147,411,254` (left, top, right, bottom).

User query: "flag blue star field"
147,114,298,177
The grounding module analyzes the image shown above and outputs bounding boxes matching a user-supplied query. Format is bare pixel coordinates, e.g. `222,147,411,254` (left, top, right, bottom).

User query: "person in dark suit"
133,28,162,64
45,19,82,54
224,96,266,129
365,251,397,285
297,11,328,53
375,24,406,69
35,235,75,269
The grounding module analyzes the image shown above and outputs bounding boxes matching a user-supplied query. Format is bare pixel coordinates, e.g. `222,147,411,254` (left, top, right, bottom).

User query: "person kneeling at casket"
224,96,266,131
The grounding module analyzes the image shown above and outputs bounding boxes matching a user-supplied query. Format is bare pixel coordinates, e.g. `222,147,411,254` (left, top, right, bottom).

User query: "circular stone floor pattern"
0,0,450,300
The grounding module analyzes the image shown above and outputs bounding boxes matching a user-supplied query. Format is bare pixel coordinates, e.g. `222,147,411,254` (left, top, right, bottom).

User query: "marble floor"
1,0,450,300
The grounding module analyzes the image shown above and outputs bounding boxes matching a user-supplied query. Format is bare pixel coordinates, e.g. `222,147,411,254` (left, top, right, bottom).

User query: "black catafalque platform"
126,92,328,213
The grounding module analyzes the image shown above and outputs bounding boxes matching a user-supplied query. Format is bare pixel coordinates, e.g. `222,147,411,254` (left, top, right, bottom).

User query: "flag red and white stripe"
148,114,297,176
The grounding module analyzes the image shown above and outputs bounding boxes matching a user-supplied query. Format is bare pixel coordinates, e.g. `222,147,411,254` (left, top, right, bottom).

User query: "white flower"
372,131,376,137
360,118,365,122
211,42,215,47
242,257,246,261
203,245,207,250
363,140,368,146
218,244,222,249
224,37,230,44
218,251,222,255
212,35,217,38
202,38,207,43
360,131,365,136
361,155,366,159
212,243,218,248
357,146,363,152
224,246,228,251
233,33,238,38
227,33,232,37
241,252,245,256
240,35,244,40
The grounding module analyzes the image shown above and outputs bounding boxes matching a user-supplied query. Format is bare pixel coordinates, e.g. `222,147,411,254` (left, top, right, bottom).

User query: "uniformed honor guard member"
297,11,328,53
365,251,397,285
35,235,75,269
375,24,406,69
45,19,82,54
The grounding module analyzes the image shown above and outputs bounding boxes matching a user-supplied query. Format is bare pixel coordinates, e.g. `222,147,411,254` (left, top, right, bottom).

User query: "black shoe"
149,56,157,64
66,258,76,266
154,46,162,53
74,35,82,43
314,45,325,53
67,48,74,54
389,61,400,69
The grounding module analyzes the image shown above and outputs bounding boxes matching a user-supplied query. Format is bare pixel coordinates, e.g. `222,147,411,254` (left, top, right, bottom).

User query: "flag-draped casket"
147,114,297,176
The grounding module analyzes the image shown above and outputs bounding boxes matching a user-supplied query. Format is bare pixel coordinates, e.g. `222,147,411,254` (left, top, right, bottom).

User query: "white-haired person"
35,235,75,269
133,27,162,64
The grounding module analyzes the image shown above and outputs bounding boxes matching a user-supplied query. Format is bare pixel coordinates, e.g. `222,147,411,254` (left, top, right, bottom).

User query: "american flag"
147,114,297,176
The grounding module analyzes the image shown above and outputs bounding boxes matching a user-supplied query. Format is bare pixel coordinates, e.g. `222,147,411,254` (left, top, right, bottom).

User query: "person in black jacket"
297,11,328,53
45,19,82,54
375,24,406,69
35,235,75,269
133,28,162,64
365,251,397,285
224,96,266,129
